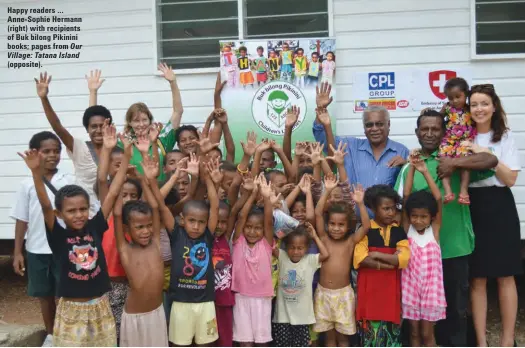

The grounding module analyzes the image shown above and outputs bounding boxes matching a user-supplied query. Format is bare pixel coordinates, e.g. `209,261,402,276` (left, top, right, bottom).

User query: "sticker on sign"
397,100,409,108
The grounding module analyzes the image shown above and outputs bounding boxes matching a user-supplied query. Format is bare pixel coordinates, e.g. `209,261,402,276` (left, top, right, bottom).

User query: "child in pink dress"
438,77,476,205
320,52,335,84
231,174,275,345
401,152,446,347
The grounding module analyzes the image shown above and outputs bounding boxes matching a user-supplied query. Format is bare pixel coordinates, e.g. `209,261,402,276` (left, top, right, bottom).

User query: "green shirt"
117,121,176,182
394,151,494,259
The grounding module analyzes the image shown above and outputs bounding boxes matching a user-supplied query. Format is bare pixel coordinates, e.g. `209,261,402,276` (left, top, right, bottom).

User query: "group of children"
221,42,335,89
11,66,468,348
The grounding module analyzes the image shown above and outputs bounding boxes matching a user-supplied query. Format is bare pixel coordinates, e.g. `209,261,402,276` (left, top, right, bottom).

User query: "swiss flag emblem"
429,70,457,99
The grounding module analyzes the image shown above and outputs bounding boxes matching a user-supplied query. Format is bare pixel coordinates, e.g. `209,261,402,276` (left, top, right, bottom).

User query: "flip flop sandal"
458,195,471,205
443,193,455,204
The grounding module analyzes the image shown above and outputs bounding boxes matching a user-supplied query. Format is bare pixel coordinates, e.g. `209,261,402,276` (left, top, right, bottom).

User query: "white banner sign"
411,68,472,111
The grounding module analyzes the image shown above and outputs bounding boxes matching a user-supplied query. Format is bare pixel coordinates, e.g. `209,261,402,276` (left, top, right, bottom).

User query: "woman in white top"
462,84,521,347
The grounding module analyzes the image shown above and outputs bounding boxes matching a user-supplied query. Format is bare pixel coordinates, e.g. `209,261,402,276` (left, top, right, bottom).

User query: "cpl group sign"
353,68,473,112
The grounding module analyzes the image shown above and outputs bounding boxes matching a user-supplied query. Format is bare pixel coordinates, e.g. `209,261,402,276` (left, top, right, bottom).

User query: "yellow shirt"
354,220,410,269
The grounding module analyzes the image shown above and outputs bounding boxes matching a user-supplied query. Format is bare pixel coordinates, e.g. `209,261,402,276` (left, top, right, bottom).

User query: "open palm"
18,149,42,171
34,72,51,98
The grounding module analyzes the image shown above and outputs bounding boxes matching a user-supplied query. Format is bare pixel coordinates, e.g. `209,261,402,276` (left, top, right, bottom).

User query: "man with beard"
394,109,498,347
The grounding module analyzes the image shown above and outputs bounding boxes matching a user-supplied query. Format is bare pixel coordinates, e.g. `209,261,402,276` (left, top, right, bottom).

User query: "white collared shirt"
10,170,76,254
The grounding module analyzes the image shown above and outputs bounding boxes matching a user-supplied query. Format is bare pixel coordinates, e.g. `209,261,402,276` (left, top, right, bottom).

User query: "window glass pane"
476,23,525,42
160,1,238,22
157,0,237,69
476,2,525,22
247,14,329,38
163,56,219,70
476,42,525,54
246,0,327,17
160,20,238,40
162,38,235,58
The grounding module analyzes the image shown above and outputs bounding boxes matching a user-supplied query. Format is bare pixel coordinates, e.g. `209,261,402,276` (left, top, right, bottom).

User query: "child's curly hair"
364,184,401,210
326,203,357,236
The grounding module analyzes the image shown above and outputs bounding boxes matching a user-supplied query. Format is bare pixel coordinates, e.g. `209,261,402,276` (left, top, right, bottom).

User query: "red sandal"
444,193,455,204
458,194,471,205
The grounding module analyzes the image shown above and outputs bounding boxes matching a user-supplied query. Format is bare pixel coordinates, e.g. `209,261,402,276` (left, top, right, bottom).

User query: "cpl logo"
368,72,395,99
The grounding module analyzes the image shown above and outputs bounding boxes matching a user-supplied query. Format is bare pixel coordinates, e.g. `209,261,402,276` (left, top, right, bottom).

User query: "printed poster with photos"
220,38,336,164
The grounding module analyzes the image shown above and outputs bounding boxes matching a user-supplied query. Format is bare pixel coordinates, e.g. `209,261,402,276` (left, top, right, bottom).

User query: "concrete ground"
0,256,524,346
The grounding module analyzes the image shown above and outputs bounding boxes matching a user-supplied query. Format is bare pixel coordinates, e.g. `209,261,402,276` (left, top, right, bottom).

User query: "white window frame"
470,0,525,60
152,0,334,75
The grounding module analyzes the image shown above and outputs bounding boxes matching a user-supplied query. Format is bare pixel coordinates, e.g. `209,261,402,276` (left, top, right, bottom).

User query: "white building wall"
0,0,523,238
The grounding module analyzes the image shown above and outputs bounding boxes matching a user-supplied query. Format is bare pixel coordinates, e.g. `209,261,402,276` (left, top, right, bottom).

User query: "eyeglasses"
471,84,495,92
364,121,385,129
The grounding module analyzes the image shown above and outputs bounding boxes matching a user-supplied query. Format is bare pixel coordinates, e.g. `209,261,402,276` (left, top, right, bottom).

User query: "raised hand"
214,72,227,98
241,131,258,157
118,132,133,157
17,149,42,172
142,154,159,180
256,138,272,153
102,119,117,149
214,108,228,124
179,153,199,177
295,141,308,157
409,154,428,173
350,183,365,204
315,107,331,126
280,183,295,197
270,190,283,208
158,62,175,82
285,105,300,128
34,72,51,98
269,139,281,151
126,165,138,179
85,69,105,91
194,131,220,154
307,142,324,166
304,221,318,239
148,122,163,143
258,173,272,198
135,134,151,154
298,174,312,194
206,157,223,184
324,174,339,191
242,172,256,191
327,141,347,165
316,81,333,108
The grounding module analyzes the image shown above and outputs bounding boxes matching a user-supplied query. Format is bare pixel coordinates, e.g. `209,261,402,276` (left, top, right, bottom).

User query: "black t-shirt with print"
45,210,111,299
168,225,214,303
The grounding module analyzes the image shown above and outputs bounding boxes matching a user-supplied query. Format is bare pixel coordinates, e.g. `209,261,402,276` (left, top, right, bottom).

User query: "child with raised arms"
18,129,133,346
231,174,275,346
149,154,220,346
402,152,446,347
272,222,329,347
112,153,170,347
313,177,370,347
10,131,76,347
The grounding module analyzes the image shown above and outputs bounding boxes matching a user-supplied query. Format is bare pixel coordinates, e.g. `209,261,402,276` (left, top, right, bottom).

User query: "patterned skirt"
358,319,402,347
53,296,116,347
